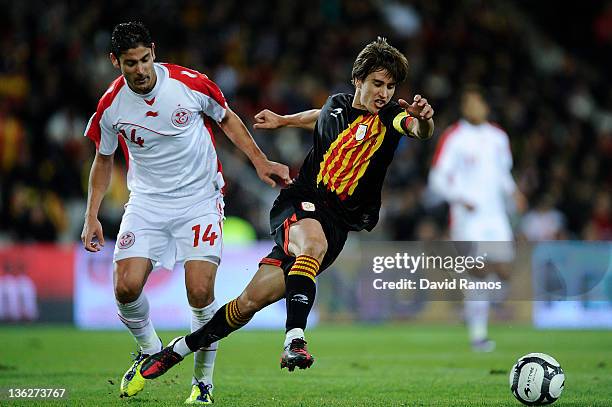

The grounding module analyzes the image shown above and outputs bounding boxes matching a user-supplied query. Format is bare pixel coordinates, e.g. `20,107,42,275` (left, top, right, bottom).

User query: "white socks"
171,336,192,357
190,301,219,386
284,328,305,348
116,292,161,355
465,300,490,342
117,293,219,388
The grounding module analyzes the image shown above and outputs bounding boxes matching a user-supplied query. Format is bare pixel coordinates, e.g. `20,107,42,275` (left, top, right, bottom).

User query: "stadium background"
0,1,611,405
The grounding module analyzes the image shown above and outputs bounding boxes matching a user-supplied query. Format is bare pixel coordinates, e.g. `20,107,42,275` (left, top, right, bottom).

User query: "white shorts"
450,215,515,263
114,194,225,269
473,241,515,263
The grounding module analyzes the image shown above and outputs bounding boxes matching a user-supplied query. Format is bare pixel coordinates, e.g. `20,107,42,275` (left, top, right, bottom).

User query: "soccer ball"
509,353,565,405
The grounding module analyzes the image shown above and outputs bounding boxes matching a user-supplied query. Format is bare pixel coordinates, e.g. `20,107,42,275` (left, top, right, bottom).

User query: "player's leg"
280,218,326,370
464,238,513,352
184,260,218,404
451,235,491,351
114,199,173,396
164,196,224,403
462,268,489,351
186,262,287,348
470,258,512,351
114,257,161,397
463,288,493,352
115,257,160,353
140,263,286,379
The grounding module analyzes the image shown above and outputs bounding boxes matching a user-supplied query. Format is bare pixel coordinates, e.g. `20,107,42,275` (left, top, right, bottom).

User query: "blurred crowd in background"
0,0,610,244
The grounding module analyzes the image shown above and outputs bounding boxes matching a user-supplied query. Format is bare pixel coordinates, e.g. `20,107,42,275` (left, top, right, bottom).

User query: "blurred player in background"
139,37,435,379
428,85,527,352
81,21,290,403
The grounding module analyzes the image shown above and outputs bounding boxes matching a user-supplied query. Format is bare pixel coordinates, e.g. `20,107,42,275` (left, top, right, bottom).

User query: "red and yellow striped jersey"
291,93,416,231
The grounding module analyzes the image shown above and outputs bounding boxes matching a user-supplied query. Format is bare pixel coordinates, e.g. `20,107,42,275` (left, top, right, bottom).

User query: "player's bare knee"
114,281,142,304
300,237,327,263
187,285,214,308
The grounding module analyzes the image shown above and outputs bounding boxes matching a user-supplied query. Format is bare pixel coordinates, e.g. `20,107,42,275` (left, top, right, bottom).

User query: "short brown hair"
351,37,409,85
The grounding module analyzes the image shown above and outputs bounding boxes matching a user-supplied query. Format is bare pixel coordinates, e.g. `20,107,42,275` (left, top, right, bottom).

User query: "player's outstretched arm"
399,94,434,139
219,107,292,187
253,109,321,131
81,151,113,252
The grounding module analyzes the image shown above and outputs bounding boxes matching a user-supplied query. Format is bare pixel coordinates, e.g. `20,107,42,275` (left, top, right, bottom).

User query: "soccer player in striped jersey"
81,21,290,403
140,37,434,378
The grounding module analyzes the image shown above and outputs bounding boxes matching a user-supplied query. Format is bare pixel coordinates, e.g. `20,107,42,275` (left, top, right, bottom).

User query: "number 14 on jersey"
191,224,218,247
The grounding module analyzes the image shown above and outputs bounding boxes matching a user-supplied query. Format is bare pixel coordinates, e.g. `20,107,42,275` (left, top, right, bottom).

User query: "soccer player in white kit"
428,86,526,352
80,22,290,403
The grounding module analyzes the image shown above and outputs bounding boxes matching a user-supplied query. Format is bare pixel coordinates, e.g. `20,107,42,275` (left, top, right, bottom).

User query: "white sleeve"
84,111,117,155
98,112,118,155
191,75,227,122
429,137,467,203
199,94,226,122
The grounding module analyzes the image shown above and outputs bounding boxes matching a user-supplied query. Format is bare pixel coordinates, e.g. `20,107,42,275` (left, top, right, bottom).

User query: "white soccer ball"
509,353,565,405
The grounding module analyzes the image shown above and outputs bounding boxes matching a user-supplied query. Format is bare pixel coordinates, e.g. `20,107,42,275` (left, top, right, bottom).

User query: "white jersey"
428,119,516,241
84,63,227,203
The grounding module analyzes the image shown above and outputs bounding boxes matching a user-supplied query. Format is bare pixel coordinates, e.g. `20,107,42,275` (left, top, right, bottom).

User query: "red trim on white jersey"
489,121,504,131
431,122,460,166
117,121,170,136
162,63,227,109
85,75,125,149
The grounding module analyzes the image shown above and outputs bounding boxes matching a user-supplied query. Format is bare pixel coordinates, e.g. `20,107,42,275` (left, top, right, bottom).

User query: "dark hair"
461,84,485,99
111,21,152,58
351,37,409,85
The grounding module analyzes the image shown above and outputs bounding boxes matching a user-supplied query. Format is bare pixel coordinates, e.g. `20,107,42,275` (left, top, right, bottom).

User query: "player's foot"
140,337,185,379
280,338,314,371
471,338,496,352
185,382,214,404
119,351,148,397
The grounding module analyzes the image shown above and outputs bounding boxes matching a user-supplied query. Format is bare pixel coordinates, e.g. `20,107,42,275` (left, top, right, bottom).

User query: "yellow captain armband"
392,111,417,137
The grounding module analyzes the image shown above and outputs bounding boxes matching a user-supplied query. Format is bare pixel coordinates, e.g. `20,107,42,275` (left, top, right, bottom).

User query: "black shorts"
260,188,349,276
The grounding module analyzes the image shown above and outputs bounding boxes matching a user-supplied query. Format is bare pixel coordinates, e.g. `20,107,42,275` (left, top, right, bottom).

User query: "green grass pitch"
0,324,610,406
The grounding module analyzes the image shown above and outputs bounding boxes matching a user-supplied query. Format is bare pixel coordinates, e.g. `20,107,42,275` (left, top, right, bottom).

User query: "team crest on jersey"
355,124,368,141
301,202,316,212
172,107,193,127
118,232,135,249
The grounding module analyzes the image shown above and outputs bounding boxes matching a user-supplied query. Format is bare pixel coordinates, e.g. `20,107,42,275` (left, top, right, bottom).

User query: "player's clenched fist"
254,109,285,130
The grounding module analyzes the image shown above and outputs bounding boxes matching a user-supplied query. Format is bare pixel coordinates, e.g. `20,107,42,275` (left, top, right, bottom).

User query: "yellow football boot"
119,352,147,397
185,382,214,404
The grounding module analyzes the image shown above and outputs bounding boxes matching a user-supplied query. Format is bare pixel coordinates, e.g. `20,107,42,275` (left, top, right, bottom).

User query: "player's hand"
399,95,434,120
255,159,292,188
253,109,286,130
81,216,105,252
462,201,476,212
